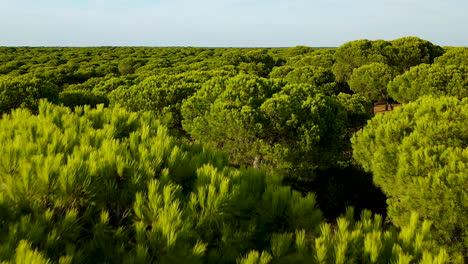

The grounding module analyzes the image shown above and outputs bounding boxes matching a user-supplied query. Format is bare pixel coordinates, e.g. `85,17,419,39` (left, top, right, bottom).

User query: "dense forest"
0,37,466,263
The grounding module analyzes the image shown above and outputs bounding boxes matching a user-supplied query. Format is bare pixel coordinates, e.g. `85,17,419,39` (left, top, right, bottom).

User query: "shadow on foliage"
59,90,109,109
285,164,387,221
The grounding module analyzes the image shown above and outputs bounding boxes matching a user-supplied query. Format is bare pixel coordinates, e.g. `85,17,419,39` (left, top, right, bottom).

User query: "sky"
1,0,467,47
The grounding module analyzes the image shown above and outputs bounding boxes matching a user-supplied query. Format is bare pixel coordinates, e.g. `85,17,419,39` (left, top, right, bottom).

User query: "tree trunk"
253,156,260,168
385,101,393,111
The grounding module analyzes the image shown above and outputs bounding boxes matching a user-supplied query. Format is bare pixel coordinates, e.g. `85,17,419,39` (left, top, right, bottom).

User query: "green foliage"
93,75,132,93
283,46,315,57
390,36,444,72
220,49,277,77
236,208,452,264
2,240,52,264
271,233,293,258
332,39,392,83
336,93,373,129
352,96,468,258
0,60,25,75
0,101,324,263
283,66,338,95
239,49,277,77
348,62,396,107
0,44,463,263
118,57,146,75
109,70,233,127
434,47,468,66
269,66,295,79
0,74,59,115
332,37,443,84
182,74,348,177
388,63,468,103
63,74,132,94
286,49,335,69
181,74,283,164
260,85,347,174
59,90,109,108
237,251,272,264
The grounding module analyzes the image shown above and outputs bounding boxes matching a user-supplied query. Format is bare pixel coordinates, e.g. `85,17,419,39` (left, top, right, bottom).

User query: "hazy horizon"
2,0,467,47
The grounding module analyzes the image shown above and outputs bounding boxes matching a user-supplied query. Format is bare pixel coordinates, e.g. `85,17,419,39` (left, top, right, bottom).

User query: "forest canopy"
0,37,466,263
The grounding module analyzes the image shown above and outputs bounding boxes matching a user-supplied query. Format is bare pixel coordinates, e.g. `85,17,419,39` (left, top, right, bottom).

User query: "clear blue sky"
1,0,467,47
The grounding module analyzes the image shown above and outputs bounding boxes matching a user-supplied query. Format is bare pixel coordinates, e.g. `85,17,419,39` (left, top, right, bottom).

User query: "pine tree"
352,96,468,259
